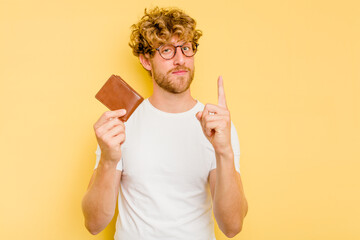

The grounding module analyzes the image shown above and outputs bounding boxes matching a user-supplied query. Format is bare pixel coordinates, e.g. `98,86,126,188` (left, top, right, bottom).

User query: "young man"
82,7,248,240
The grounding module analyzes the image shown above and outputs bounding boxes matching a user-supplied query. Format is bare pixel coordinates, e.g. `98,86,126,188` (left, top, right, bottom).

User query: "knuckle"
204,115,212,122
205,103,214,111
120,133,126,141
103,111,111,118
119,121,126,130
101,136,110,145
116,123,125,131
94,127,102,137
114,126,122,134
226,115,231,123
94,129,99,137
204,103,210,110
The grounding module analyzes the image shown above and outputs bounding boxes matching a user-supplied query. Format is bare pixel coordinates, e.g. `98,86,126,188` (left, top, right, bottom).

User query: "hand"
93,109,127,164
196,76,232,155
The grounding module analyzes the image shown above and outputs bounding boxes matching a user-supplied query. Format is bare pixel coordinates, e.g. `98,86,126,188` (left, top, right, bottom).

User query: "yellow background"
1,0,359,239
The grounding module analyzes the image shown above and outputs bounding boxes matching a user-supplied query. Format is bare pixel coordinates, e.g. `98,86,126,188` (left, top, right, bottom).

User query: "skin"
82,37,248,237
196,77,248,237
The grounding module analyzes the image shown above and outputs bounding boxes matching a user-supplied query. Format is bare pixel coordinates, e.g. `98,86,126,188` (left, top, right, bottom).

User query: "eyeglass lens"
158,42,196,59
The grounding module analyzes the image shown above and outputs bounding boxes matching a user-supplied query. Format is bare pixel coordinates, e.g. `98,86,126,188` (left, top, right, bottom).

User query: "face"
147,37,195,94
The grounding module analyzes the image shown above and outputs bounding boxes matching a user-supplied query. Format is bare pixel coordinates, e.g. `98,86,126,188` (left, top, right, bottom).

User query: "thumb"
196,111,202,121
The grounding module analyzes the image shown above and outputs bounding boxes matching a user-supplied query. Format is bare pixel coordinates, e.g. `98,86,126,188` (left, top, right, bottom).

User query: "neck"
149,85,197,113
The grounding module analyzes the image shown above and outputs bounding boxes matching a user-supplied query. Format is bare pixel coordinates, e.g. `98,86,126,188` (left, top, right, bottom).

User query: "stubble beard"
153,66,195,94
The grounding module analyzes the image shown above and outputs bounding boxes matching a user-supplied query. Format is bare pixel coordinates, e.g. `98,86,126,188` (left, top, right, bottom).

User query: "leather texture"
95,74,144,122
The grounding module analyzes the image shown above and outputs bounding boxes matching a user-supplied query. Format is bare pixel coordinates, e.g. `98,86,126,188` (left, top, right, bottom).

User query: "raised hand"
196,76,232,155
93,109,127,164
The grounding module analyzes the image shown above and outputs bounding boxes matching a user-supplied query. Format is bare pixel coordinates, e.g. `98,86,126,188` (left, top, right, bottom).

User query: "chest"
121,117,214,182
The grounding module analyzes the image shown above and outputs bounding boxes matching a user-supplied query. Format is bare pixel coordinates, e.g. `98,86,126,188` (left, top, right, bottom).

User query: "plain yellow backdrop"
1,0,359,239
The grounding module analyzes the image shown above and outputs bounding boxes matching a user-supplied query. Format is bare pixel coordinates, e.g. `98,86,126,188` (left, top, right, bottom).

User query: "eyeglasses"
156,42,199,60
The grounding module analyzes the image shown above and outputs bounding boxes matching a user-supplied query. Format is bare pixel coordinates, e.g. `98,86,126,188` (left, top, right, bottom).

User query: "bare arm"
82,165,122,234
196,76,248,237
82,109,126,235
208,155,248,237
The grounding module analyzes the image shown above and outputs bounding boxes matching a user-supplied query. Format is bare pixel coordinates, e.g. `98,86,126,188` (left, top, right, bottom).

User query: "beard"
153,66,195,94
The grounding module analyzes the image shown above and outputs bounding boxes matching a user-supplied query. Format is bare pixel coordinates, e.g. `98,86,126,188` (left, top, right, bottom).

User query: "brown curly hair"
129,7,202,58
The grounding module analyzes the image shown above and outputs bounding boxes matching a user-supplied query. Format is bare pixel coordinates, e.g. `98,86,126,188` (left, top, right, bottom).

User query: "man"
82,7,248,240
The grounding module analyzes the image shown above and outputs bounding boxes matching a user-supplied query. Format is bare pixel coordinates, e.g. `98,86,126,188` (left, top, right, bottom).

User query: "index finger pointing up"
218,76,227,108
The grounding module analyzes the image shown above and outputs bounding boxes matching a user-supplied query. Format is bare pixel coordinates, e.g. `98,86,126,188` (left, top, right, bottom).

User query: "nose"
173,46,185,65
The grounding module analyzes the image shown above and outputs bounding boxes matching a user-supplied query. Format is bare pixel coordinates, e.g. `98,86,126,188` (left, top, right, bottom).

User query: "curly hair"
129,7,202,57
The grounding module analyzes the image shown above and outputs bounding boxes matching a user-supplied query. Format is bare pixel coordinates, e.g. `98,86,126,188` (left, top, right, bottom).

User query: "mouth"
172,69,188,75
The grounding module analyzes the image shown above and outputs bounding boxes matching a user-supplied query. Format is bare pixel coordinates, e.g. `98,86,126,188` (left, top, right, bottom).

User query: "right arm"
82,109,127,235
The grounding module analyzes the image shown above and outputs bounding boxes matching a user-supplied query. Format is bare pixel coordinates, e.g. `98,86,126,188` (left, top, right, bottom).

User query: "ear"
139,54,152,71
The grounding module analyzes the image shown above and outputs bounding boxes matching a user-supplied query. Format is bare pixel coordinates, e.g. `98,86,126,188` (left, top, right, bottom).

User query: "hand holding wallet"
95,75,144,122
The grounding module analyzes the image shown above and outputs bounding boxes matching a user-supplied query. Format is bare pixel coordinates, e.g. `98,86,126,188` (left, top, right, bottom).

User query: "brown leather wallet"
95,75,144,122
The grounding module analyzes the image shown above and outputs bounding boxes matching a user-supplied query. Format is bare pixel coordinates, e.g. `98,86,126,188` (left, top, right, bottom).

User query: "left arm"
208,156,248,238
196,76,248,237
